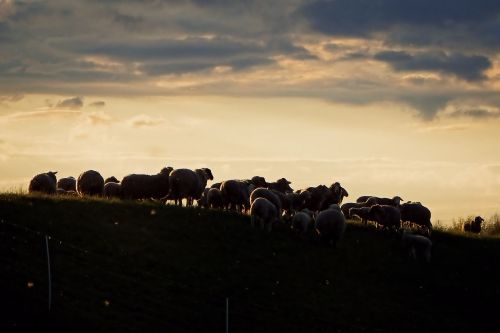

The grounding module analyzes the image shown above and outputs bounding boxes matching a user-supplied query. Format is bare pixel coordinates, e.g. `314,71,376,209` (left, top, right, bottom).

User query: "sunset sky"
1,0,500,223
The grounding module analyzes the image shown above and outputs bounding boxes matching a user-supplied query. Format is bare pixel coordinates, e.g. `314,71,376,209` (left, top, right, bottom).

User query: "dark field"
1,194,499,332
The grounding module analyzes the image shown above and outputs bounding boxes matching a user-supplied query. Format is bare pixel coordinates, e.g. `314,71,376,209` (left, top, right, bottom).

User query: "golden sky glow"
1,0,500,223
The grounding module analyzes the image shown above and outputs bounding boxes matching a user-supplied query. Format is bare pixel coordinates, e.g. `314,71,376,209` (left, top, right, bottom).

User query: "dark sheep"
29,171,57,195
341,202,364,218
348,207,375,226
356,195,374,203
207,188,224,209
77,170,104,196
250,188,282,217
56,176,76,191
211,182,222,190
220,180,251,212
314,204,346,248
400,202,432,234
167,168,214,206
196,188,210,208
463,216,484,234
368,204,401,229
364,196,403,207
250,197,279,232
103,182,122,199
319,182,349,210
122,167,173,200
267,178,293,193
104,176,120,184
402,231,432,263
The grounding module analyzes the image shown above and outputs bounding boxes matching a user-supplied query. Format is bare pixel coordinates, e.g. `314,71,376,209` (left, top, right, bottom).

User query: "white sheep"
402,231,432,263
250,197,278,232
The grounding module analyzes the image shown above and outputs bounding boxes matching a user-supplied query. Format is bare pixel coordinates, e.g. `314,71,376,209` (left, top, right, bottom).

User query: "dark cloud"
89,101,106,108
448,108,500,119
55,96,84,109
374,51,491,81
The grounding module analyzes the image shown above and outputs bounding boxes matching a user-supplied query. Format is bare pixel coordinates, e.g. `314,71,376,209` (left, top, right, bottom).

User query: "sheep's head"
392,196,403,206
474,216,484,225
47,171,58,183
105,176,119,183
275,178,293,193
201,168,214,180
160,166,174,175
251,176,267,188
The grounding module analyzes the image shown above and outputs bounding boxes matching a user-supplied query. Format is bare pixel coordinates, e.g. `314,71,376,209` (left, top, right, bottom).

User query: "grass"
1,193,499,332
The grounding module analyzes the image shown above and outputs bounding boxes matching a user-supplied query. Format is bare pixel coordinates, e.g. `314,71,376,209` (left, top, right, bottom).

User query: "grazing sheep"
220,180,252,212
77,170,104,196
196,188,211,208
167,168,214,206
207,188,224,209
250,197,278,232
463,216,484,234
56,176,76,192
402,231,432,263
368,204,401,230
291,209,314,233
103,182,122,199
29,171,58,195
314,204,346,247
356,195,374,203
365,196,403,207
341,202,364,218
122,167,173,200
250,188,282,217
104,176,119,184
348,207,375,226
211,182,222,190
400,202,432,234
267,178,293,193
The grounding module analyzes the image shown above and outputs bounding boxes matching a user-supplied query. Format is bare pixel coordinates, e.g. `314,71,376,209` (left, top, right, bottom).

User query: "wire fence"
0,219,404,332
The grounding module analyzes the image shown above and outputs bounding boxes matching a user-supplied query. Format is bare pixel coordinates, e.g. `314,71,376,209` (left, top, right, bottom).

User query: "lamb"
364,196,403,207
250,187,282,217
291,209,314,233
463,216,484,234
400,202,432,234
103,182,122,199
349,207,374,225
121,167,173,200
29,171,58,194
402,231,432,263
250,197,279,232
207,188,224,209
220,180,252,212
341,202,365,219
56,176,76,191
77,170,104,196
314,204,346,247
267,178,293,193
368,204,401,230
104,176,119,183
167,168,214,206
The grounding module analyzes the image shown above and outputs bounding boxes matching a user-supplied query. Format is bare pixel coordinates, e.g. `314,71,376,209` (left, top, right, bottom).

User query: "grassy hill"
1,194,499,332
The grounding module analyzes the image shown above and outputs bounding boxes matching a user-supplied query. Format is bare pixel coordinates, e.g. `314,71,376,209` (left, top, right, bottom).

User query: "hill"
1,194,499,332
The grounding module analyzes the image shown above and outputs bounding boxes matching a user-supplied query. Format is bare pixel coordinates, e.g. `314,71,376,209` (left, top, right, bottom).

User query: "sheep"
319,182,349,209
121,167,173,200
291,209,314,233
314,204,346,247
463,216,484,234
250,197,278,232
250,176,267,188
77,170,104,196
29,171,58,195
211,182,222,190
207,188,224,209
267,178,293,193
196,188,210,208
301,185,329,211
402,231,432,263
348,207,374,225
250,187,282,217
104,176,119,184
364,196,403,207
368,204,401,230
341,202,365,218
56,176,76,191
167,168,214,207
103,182,122,199
400,202,432,234
356,195,374,203
220,180,252,212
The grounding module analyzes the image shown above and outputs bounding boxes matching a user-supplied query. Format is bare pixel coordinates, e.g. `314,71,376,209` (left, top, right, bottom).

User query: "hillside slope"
1,194,499,332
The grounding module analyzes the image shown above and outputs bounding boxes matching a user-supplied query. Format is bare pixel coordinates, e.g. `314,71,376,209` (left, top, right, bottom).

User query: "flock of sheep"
27,167,486,263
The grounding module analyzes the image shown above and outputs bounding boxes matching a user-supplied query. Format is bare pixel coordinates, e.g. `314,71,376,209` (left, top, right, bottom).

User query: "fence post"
45,235,52,311
226,297,229,333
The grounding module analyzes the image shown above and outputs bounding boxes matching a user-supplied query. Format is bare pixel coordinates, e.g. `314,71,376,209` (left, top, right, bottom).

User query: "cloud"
0,93,24,104
128,114,165,128
87,112,112,125
417,124,470,133
2,110,81,121
89,101,106,108
374,51,492,81
447,108,500,119
54,96,84,109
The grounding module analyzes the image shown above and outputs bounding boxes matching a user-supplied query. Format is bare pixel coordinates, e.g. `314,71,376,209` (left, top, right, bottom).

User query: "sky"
1,0,500,223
